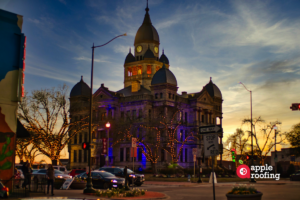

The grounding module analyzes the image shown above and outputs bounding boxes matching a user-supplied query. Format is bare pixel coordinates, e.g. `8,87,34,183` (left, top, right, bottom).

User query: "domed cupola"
144,45,155,59
204,77,222,98
134,3,159,45
124,48,135,64
159,49,169,64
151,63,177,86
70,76,91,97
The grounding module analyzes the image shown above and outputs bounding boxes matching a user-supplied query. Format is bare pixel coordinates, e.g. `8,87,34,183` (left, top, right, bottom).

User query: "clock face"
137,46,142,53
154,46,158,53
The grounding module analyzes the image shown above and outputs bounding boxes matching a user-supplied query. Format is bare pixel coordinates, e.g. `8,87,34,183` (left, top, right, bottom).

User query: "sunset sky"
2,0,300,162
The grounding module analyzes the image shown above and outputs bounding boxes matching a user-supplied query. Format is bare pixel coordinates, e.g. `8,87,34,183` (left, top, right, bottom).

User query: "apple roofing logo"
236,164,250,179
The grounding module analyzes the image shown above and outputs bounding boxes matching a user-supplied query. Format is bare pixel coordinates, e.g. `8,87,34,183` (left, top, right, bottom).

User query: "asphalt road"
141,181,300,200
20,181,300,200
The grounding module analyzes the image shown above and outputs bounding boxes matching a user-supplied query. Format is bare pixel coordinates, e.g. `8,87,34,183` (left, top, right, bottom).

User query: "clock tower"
123,2,170,91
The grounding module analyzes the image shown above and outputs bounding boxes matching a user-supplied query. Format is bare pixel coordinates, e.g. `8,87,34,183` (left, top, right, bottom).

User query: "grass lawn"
144,174,290,183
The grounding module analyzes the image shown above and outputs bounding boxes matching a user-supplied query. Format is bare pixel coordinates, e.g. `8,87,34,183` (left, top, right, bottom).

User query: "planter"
226,193,263,200
70,182,86,189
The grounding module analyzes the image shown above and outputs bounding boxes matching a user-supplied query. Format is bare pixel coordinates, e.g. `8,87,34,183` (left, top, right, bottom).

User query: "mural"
0,107,15,170
0,9,25,189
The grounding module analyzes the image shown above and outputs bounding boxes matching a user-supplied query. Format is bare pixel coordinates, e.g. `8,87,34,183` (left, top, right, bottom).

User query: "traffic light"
246,155,250,160
231,149,236,162
82,142,90,150
290,103,300,111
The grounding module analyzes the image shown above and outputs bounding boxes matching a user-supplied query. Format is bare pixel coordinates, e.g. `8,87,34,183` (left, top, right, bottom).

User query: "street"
23,180,300,200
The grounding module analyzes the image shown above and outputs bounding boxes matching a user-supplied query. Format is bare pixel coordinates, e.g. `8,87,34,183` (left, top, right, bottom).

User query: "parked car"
32,169,72,179
69,169,86,177
290,170,300,181
0,181,9,198
53,166,68,174
76,170,125,189
99,167,145,186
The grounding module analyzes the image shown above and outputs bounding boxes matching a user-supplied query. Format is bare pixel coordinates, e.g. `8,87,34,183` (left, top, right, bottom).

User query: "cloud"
73,56,111,63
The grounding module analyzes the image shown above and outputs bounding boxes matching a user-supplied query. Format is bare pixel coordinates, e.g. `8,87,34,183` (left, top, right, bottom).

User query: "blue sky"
2,0,300,156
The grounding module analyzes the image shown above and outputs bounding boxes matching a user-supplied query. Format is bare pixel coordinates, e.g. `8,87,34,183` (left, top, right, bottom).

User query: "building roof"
134,5,159,45
151,63,177,86
70,76,90,97
159,49,169,64
117,85,151,97
204,78,222,98
124,48,135,63
144,46,155,58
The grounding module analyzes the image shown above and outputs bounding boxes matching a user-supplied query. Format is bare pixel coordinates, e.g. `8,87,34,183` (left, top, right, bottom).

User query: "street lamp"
106,121,110,167
239,82,256,183
84,33,126,194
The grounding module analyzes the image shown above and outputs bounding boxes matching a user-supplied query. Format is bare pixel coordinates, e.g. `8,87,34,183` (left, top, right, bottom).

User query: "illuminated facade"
68,5,223,170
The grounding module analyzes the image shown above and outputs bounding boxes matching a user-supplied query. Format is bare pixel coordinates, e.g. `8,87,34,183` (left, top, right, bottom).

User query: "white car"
32,169,72,179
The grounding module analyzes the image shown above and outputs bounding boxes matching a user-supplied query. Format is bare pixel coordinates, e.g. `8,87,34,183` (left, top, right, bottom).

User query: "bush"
227,184,261,195
96,188,146,198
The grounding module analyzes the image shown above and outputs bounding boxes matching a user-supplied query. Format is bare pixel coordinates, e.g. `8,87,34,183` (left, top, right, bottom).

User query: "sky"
2,0,300,161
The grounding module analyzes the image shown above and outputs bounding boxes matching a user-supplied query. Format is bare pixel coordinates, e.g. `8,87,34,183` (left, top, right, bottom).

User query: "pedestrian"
46,164,55,195
21,161,29,189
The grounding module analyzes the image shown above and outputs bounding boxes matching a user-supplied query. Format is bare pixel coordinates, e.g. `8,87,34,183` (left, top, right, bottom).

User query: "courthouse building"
68,4,223,170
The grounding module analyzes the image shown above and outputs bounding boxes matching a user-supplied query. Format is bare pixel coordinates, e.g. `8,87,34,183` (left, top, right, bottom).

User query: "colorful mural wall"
0,9,26,188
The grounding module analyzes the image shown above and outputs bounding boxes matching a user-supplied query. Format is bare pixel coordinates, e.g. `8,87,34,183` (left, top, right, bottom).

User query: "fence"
2,174,47,197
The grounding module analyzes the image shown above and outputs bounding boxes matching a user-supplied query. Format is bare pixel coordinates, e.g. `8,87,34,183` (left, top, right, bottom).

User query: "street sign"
192,148,197,155
102,138,107,154
131,147,137,157
199,125,222,134
61,178,74,190
132,137,137,147
204,133,219,157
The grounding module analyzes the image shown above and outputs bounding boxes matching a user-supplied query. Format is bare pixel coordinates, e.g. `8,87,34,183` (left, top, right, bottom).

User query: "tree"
16,138,41,164
286,122,300,156
223,128,250,167
18,85,89,164
242,117,285,165
159,109,196,163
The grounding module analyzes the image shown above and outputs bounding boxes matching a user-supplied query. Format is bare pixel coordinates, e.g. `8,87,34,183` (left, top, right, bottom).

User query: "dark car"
76,170,125,189
0,181,9,198
290,170,300,181
99,167,145,186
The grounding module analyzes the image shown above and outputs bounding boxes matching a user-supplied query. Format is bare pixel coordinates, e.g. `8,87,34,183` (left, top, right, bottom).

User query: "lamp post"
84,33,126,194
239,82,256,183
106,121,110,166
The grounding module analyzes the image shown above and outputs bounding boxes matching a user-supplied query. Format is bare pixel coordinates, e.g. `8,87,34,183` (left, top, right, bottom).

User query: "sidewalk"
17,189,168,200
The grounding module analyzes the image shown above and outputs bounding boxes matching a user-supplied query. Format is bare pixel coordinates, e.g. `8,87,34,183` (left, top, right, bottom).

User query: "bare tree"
242,117,285,165
18,85,89,164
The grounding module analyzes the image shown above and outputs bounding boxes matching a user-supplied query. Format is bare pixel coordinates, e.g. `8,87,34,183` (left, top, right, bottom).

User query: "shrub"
96,188,146,198
227,184,260,195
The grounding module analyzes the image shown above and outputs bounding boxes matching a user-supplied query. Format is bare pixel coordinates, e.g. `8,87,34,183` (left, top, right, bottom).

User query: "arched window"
128,67,132,76
138,66,142,75
132,66,137,76
155,93,158,99
147,65,152,74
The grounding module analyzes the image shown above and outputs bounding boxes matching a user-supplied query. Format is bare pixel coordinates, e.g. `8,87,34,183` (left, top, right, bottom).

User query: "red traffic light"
82,142,90,150
290,103,300,111
246,155,250,160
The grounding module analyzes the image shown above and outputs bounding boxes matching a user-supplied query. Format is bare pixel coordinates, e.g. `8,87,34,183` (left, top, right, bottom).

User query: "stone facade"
68,4,224,170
